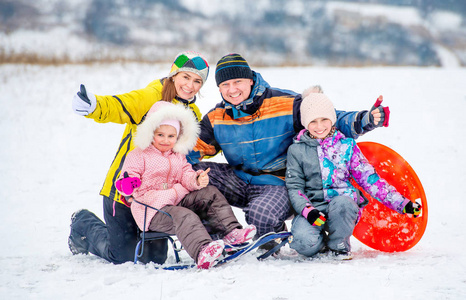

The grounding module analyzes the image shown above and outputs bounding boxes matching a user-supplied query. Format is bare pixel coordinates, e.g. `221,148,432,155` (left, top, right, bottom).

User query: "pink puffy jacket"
121,146,202,231
118,101,201,231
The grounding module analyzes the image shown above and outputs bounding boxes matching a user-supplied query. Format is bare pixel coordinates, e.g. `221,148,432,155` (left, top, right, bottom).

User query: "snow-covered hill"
1,0,465,66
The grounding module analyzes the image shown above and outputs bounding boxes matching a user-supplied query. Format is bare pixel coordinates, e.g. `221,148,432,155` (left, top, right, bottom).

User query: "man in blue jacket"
188,53,386,247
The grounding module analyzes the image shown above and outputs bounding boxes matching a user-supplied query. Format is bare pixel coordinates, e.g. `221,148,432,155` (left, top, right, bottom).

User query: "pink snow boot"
197,240,224,269
223,225,257,246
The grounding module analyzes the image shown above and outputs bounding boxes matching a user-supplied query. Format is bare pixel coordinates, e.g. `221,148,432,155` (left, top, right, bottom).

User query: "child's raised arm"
350,142,421,216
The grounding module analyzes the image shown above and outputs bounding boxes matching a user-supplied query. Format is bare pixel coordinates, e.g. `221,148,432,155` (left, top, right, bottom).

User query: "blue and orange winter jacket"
187,71,373,186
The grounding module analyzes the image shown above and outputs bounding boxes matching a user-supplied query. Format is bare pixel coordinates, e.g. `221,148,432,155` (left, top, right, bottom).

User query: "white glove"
72,84,97,116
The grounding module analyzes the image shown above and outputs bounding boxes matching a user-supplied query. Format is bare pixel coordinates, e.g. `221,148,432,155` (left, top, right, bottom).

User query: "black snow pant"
70,196,168,264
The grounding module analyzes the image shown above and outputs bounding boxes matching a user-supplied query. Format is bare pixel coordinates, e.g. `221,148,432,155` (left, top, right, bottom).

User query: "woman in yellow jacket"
68,51,209,264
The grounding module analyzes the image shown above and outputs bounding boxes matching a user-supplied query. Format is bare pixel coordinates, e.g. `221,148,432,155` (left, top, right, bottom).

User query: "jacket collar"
223,71,270,119
175,95,196,105
295,128,343,147
148,144,174,157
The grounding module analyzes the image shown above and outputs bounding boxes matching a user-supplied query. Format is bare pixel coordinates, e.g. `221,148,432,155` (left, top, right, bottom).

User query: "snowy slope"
1,63,466,299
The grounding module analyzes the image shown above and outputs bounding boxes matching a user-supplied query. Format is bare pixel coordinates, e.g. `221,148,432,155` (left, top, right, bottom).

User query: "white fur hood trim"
134,102,200,155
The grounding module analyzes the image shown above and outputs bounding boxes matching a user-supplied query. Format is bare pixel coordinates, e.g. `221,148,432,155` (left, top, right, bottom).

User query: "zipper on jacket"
166,156,172,188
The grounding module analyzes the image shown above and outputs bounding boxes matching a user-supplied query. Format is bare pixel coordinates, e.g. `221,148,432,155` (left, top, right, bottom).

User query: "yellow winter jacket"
86,78,202,203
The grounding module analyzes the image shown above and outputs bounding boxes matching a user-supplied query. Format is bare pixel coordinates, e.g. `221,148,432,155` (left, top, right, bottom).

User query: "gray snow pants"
148,186,241,262
290,196,360,257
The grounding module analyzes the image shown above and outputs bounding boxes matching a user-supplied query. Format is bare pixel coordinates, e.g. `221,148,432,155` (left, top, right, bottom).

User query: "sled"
352,142,428,252
132,198,293,270
158,231,292,270
217,231,292,265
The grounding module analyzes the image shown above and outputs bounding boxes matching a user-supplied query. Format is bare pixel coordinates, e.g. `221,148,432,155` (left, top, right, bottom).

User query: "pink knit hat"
300,93,337,128
159,119,180,135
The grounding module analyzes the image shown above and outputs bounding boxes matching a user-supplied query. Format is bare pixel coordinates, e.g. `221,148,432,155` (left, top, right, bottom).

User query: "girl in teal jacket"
286,91,421,259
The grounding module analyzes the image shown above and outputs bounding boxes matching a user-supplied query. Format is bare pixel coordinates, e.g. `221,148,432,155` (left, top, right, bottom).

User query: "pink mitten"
115,172,141,196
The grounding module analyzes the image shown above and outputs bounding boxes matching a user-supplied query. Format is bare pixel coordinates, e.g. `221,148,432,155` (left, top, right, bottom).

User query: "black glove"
403,201,422,218
303,206,327,226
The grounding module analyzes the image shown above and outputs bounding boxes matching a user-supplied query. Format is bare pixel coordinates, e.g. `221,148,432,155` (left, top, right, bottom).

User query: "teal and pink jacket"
285,129,410,218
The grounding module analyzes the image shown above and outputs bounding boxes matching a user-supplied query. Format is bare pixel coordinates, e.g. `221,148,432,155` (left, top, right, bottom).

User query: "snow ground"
1,63,466,299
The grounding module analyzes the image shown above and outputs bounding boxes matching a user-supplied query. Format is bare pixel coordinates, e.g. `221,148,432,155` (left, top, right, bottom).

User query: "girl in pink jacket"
116,101,256,269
